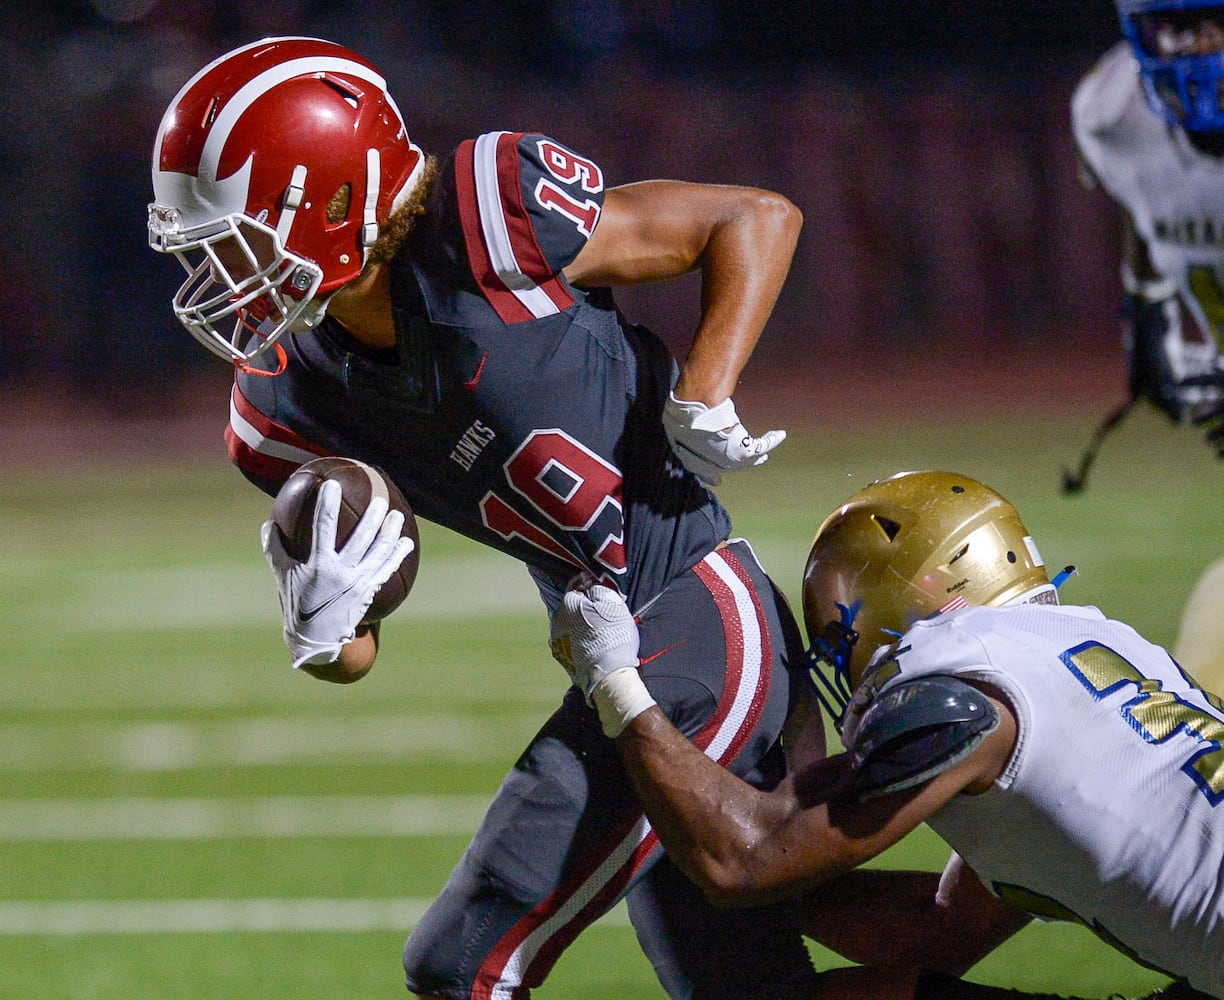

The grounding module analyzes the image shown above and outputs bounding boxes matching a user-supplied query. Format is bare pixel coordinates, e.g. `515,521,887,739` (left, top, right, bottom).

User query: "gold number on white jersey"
1063,641,1224,802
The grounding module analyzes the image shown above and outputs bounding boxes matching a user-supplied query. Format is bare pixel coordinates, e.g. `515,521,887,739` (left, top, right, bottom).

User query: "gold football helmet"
802,471,1053,718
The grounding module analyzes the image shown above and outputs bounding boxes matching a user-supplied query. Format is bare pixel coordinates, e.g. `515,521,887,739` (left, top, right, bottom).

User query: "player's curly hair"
367,155,440,265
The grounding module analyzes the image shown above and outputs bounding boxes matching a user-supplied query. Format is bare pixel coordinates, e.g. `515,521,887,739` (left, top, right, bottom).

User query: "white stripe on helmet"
152,40,407,229
197,54,394,183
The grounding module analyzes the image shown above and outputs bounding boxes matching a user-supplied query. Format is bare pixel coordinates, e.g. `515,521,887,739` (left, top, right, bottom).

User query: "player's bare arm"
564,180,802,406
613,697,1015,907
303,623,379,683
564,181,798,484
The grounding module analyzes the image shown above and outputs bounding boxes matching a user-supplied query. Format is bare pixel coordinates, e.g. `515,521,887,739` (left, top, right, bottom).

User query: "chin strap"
233,312,289,377
235,342,287,377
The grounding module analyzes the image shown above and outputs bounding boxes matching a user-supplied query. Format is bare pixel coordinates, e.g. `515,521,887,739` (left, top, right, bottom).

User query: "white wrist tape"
590,668,656,738
286,633,344,670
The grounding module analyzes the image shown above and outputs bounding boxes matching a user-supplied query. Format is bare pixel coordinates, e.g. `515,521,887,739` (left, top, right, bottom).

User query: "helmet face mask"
149,206,325,364
1117,0,1224,132
802,472,1054,725
148,36,425,368
1140,9,1224,58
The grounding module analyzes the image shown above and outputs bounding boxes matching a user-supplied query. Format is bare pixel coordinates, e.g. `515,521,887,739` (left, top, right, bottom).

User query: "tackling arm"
549,584,1017,906
550,589,1007,902
613,706,1001,907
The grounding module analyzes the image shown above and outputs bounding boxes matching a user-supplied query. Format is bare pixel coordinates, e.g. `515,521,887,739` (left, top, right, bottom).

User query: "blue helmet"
1117,0,1224,131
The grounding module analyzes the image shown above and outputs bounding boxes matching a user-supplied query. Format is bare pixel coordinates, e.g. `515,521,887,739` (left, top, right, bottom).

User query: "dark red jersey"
226,131,731,608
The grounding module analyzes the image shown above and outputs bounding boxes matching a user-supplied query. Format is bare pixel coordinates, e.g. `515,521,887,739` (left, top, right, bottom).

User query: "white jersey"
850,602,1224,997
1073,41,1224,354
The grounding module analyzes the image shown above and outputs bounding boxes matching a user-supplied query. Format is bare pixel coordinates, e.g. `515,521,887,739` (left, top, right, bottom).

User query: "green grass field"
0,405,1212,998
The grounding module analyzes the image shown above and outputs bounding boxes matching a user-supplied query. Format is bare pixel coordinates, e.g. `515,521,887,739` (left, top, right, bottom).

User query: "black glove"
1123,292,1224,425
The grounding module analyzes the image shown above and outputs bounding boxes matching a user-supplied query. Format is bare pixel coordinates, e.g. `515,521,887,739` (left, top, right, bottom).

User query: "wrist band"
592,668,656,738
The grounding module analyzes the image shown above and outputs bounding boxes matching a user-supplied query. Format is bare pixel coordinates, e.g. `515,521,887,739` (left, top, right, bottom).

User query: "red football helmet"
148,37,424,368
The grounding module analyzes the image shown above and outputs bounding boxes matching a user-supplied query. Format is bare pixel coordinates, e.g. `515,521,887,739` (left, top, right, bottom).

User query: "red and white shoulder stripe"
454,131,579,324
224,382,329,485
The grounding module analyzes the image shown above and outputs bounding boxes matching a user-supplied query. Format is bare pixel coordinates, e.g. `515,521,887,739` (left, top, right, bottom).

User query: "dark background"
0,1,1126,412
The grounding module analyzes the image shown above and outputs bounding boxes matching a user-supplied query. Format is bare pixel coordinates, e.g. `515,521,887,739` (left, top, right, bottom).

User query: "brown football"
271,456,419,622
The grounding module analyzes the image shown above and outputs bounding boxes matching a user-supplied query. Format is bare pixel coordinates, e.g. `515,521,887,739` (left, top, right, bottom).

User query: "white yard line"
0,898,433,935
0,794,493,840
49,558,544,630
0,713,540,771
0,897,632,935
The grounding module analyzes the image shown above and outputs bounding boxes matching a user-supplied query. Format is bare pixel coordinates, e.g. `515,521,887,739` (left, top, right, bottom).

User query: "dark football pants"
402,540,820,999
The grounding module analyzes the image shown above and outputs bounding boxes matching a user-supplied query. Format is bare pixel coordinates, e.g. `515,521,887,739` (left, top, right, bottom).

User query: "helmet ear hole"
327,184,352,225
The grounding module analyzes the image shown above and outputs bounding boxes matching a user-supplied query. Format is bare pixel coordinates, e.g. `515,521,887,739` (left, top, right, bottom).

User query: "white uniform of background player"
1072,15,1224,693
845,600,1224,997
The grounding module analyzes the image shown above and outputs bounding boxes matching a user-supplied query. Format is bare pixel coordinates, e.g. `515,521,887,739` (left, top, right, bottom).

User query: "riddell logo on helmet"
945,578,969,594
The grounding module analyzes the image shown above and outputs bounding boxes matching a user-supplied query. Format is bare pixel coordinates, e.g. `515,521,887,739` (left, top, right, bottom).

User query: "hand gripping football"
271,457,420,621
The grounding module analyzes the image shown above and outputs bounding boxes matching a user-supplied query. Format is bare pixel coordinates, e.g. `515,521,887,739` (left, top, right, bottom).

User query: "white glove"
261,479,416,669
662,393,786,485
549,584,655,738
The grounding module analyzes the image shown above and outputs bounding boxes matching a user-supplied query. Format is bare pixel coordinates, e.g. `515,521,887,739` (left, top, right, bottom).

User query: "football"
271,456,420,621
